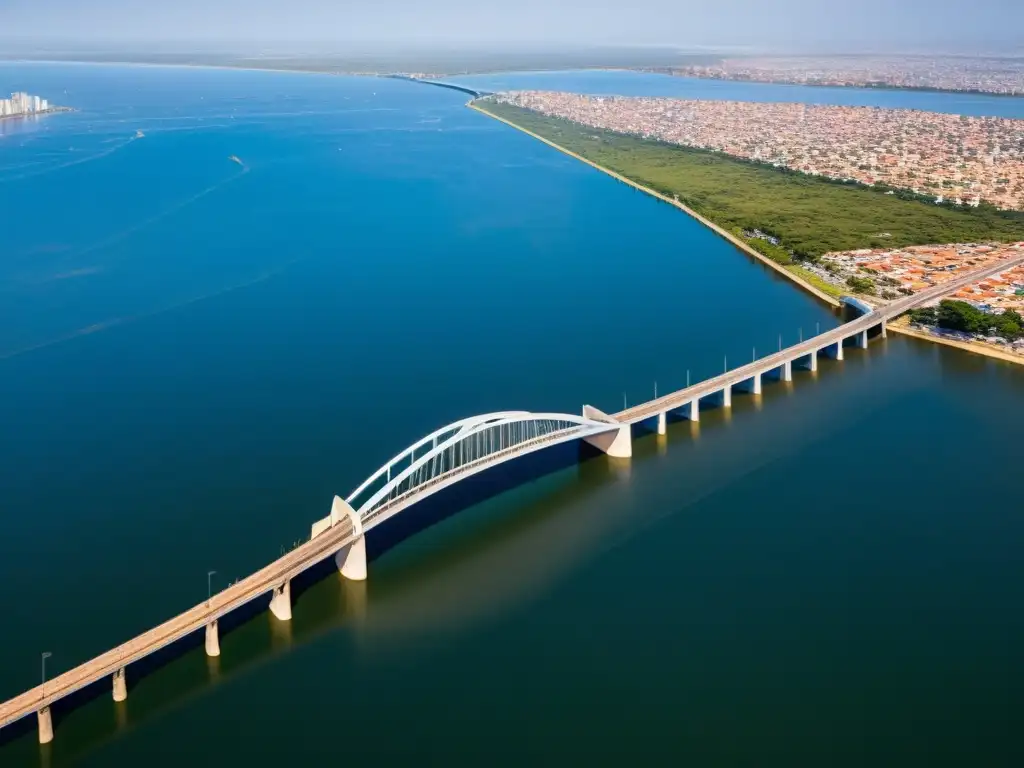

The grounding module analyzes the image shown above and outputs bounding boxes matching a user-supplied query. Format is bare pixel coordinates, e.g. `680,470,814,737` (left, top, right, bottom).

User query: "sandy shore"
469,101,842,309
887,320,1024,366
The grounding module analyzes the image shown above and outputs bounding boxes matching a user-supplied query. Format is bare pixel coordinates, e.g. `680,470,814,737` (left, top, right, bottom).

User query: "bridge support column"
809,351,818,372
687,399,699,421
827,341,844,360
752,373,762,395
205,620,221,657
38,706,53,745
881,319,887,338
337,536,367,581
269,580,292,622
582,405,632,458
324,495,368,581
112,666,127,702
656,412,667,436
782,361,793,382
859,330,869,349
721,386,732,408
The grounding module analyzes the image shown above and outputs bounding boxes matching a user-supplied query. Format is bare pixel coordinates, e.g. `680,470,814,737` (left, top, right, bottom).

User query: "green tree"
846,275,876,294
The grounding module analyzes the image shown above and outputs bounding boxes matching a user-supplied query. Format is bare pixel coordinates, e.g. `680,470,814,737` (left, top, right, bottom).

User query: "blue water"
1,63,1023,767
460,69,1024,118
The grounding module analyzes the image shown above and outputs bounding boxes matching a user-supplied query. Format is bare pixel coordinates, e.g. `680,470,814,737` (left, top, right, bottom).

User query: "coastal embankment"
887,318,1024,367
468,100,841,308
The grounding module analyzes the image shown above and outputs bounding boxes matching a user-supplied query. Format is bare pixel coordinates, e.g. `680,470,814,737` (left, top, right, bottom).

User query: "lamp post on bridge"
207,570,217,608
41,651,52,687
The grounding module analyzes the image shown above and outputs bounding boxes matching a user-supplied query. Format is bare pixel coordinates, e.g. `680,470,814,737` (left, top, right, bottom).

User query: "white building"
0,92,54,117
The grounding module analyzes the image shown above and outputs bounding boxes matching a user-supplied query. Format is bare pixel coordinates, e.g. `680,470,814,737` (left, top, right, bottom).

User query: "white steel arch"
347,411,618,530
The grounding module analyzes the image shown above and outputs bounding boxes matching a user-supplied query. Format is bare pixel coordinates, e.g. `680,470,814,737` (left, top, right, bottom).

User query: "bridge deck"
615,254,1024,424
1,254,1021,734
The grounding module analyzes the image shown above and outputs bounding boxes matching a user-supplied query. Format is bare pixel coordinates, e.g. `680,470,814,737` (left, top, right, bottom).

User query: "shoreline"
468,101,841,309
469,101,1024,369
0,107,73,122
887,320,1024,367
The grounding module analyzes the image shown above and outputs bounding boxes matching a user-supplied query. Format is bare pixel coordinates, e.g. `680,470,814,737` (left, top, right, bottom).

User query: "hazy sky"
1,0,1021,51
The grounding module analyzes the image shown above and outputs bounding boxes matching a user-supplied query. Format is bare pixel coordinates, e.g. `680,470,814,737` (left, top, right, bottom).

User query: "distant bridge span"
385,74,491,99
3,247,1022,745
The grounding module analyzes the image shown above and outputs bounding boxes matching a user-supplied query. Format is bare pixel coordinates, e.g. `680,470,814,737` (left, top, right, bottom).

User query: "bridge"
385,74,492,99
2,255,1021,745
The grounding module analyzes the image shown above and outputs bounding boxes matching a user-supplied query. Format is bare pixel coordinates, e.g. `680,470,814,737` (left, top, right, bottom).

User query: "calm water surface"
461,69,1024,117
0,63,1022,766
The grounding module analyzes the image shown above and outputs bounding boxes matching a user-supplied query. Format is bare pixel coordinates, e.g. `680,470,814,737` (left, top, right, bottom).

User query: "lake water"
0,63,1022,767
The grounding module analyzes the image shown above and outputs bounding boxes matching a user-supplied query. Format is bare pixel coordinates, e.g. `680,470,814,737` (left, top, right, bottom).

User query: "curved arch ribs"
312,410,627,538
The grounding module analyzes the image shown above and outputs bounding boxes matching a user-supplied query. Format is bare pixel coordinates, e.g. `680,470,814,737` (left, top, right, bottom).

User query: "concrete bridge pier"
336,537,367,581
721,386,732,408
269,581,292,621
825,341,844,360
112,667,127,702
581,405,632,458
881,320,887,338
751,373,762,395
37,706,53,744
656,412,667,435
205,620,221,657
782,360,793,382
858,330,869,349
687,399,700,421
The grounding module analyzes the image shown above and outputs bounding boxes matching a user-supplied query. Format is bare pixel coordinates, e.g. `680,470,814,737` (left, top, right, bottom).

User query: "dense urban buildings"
655,56,1024,96
811,242,1024,353
815,241,1024,308
0,92,51,117
496,91,1024,210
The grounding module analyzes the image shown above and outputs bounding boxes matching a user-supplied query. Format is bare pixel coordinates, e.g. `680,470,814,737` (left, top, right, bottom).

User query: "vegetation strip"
469,101,842,307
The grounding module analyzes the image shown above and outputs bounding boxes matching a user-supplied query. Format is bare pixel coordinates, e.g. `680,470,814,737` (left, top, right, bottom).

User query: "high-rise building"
0,91,57,117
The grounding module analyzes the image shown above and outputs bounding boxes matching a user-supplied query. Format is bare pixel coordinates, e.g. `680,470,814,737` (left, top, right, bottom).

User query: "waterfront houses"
496,91,1024,211
818,242,1024,311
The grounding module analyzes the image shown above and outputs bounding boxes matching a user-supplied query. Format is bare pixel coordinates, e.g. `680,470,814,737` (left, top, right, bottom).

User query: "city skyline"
0,0,1022,51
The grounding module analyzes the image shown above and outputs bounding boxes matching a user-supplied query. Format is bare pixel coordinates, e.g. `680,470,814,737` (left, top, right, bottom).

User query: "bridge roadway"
614,254,1024,425
0,517,356,739
2,254,1020,743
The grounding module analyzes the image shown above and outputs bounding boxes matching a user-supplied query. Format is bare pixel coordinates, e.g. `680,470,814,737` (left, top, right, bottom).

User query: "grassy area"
479,101,1024,261
784,264,847,300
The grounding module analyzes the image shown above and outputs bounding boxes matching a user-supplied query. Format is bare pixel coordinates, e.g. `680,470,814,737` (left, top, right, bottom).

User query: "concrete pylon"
38,706,53,745
269,580,292,622
782,361,793,382
205,620,221,657
809,351,818,372
581,405,632,458
881,320,888,338
112,667,127,702
336,537,367,581
834,341,845,360
752,373,762,395
327,496,368,581
687,399,700,422
656,412,667,436
859,330,869,349
721,386,732,408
